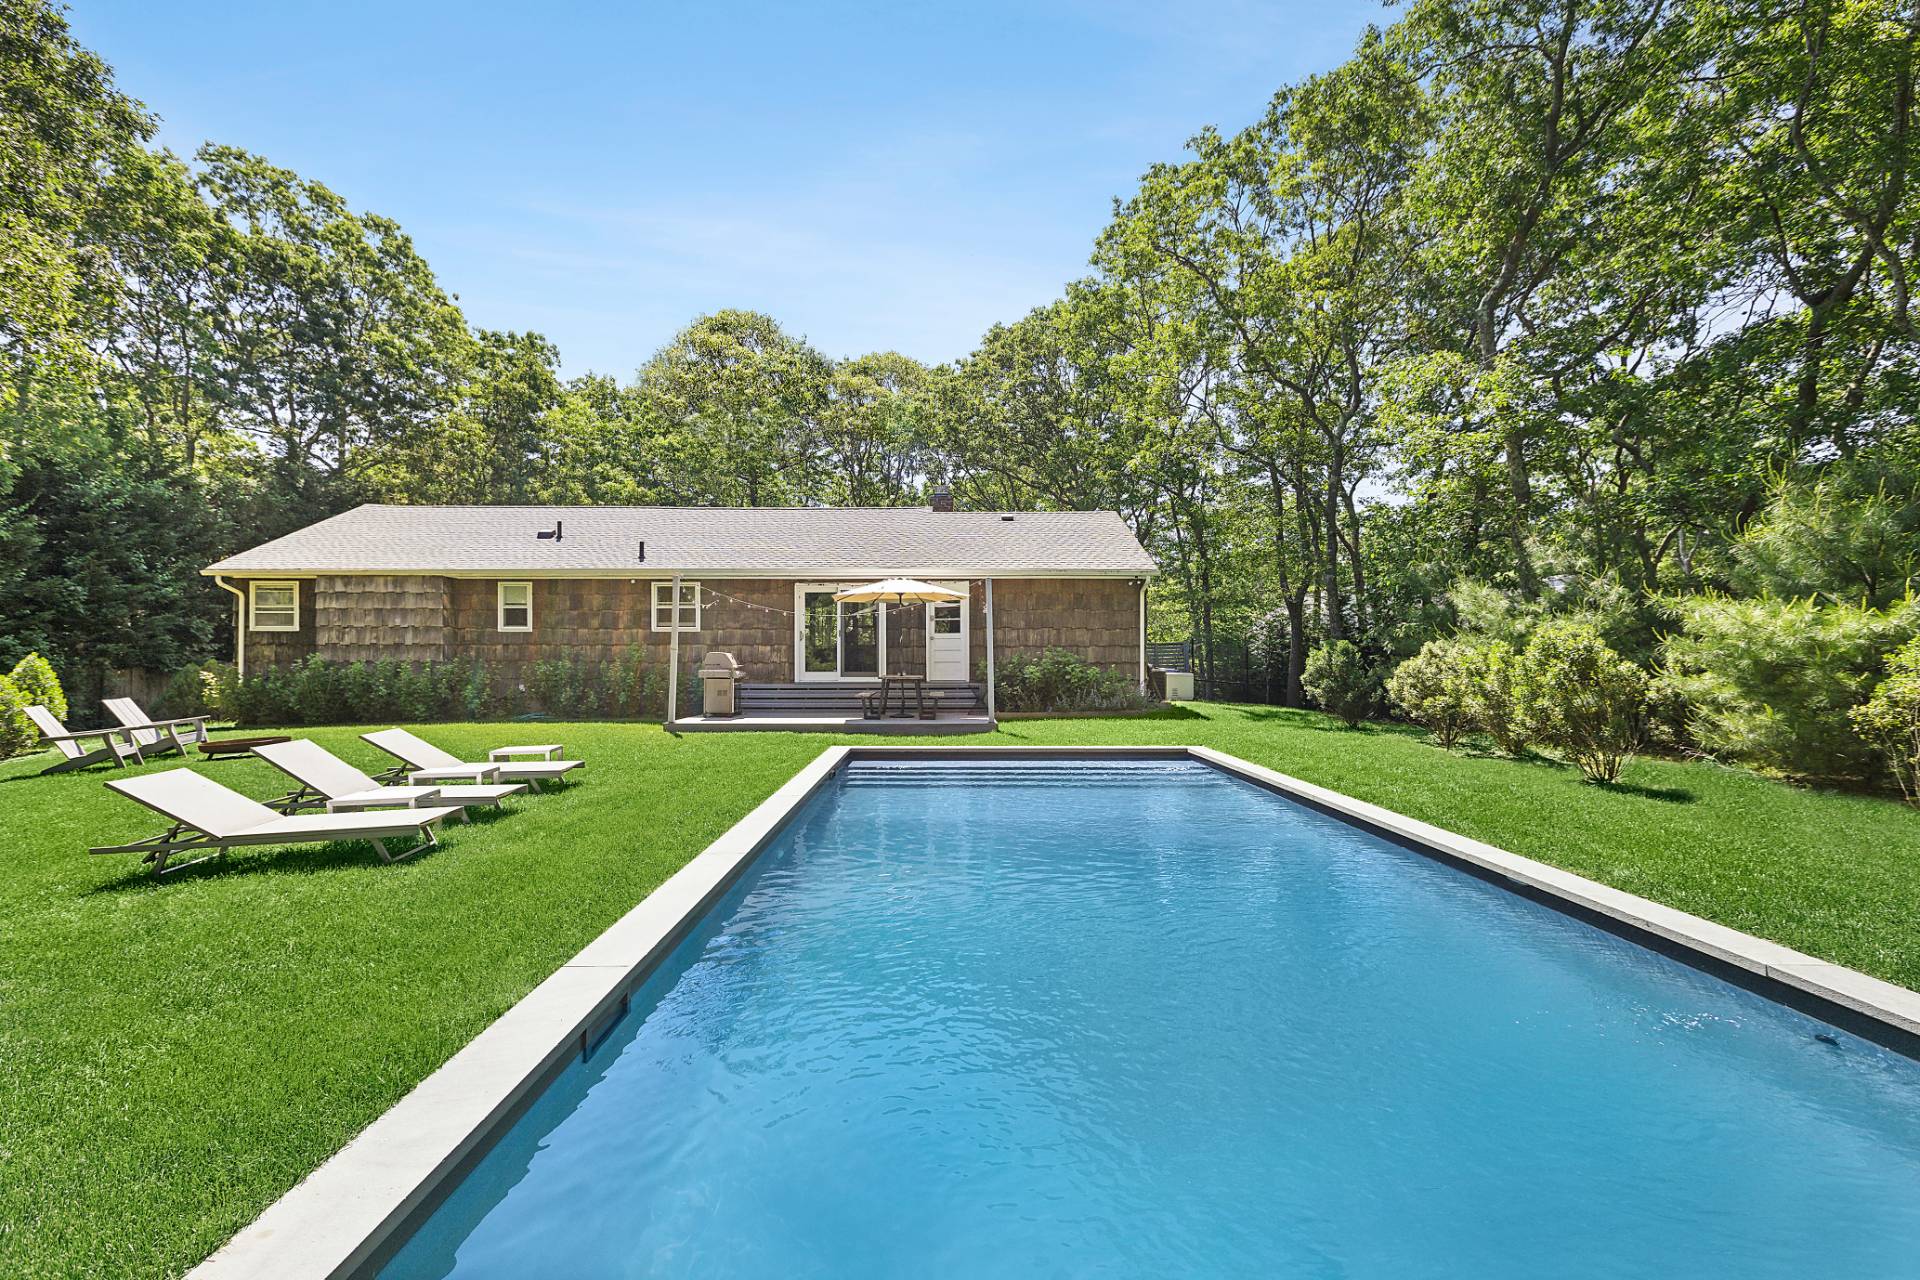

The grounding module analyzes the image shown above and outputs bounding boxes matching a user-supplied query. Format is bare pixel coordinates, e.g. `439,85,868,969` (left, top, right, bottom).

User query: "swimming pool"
377,756,1920,1278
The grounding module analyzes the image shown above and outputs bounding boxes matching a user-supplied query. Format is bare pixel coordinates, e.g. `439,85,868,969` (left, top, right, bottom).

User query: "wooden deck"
675,680,994,733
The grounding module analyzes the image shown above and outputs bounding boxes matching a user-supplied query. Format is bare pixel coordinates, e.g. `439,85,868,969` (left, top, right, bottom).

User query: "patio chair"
102,696,210,759
253,738,526,821
361,728,583,792
25,705,144,773
91,768,462,877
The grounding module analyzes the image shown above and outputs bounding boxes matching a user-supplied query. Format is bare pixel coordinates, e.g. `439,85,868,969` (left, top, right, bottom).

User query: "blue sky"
70,1,1380,377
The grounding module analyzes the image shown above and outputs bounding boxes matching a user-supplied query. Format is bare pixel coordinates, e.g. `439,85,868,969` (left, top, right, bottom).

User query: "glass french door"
796,586,884,681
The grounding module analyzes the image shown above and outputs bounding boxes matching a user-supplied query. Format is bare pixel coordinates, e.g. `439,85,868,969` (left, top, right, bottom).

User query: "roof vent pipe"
637,540,646,563
537,520,563,541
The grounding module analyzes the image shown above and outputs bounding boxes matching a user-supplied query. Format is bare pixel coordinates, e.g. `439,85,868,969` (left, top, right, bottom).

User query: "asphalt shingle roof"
204,504,1158,577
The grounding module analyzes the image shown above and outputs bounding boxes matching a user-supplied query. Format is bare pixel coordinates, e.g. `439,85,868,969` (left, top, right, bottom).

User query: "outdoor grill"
698,651,745,718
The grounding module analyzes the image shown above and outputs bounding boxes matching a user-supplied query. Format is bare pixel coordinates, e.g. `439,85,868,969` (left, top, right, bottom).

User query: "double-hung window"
497,581,533,632
248,581,300,632
651,581,701,632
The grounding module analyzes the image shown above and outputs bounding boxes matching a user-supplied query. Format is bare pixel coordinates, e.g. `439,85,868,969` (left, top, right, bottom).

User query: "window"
931,602,962,635
651,581,702,632
249,581,299,632
497,581,533,632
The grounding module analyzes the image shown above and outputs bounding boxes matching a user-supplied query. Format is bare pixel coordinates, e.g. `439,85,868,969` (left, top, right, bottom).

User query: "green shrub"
1665,594,1919,784
1641,669,1694,754
461,661,497,720
9,653,66,721
607,647,647,718
159,662,220,719
1460,640,1529,755
199,654,661,726
1386,640,1475,747
0,674,34,758
1301,640,1380,728
200,663,240,722
1851,634,1920,804
527,658,604,717
1512,621,1649,784
994,649,1151,713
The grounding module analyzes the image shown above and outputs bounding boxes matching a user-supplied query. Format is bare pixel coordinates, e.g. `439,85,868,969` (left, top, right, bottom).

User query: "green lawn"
1,706,1916,1277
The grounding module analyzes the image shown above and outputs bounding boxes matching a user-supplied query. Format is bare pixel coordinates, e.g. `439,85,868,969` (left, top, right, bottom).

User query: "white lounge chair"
91,769,462,877
102,696,210,759
25,705,144,773
361,728,583,792
253,738,526,820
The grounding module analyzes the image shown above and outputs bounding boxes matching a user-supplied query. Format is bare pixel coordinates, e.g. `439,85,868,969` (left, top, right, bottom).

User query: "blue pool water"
382,759,1920,1278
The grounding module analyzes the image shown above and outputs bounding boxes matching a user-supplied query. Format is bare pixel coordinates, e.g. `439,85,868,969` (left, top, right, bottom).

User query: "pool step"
841,760,1229,787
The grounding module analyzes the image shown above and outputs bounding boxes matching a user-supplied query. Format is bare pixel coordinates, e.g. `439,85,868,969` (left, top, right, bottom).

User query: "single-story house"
202,496,1158,717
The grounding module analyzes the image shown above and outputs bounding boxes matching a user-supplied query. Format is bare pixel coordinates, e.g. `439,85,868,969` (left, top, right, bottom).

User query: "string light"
700,587,884,619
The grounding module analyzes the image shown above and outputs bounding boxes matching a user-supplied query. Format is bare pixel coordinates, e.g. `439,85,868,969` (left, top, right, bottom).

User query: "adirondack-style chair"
25,706,143,773
102,696,210,759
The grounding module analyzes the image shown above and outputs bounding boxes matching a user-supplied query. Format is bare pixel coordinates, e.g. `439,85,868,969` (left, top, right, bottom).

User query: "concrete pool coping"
189,744,1920,1279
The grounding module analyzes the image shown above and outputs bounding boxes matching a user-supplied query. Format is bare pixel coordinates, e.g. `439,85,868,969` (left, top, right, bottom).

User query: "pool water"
381,759,1920,1278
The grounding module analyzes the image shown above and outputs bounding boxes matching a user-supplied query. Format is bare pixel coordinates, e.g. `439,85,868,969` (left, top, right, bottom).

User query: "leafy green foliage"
1512,621,1650,784
0,675,32,758
1851,635,1920,804
1730,471,1920,608
1301,641,1380,727
1459,640,1530,756
1666,594,1920,784
8,652,65,721
993,649,1152,712
1386,639,1476,747
201,653,670,726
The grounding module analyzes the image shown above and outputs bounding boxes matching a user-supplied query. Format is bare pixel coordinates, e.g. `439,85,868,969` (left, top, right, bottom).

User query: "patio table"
866,673,931,720
327,788,445,813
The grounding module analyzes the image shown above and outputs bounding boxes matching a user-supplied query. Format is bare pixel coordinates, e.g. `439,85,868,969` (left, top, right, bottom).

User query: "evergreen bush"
1385,640,1475,747
1301,640,1380,728
0,675,34,758
1665,594,1919,784
1851,634,1920,804
9,653,66,721
1459,640,1529,755
1512,621,1649,784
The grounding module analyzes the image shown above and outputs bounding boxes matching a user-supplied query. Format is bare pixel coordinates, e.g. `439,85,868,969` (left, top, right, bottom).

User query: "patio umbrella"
833,579,965,678
831,578,965,605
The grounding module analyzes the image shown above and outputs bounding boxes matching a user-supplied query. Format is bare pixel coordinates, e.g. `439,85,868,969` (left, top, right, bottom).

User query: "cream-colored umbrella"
833,579,965,680
831,578,965,605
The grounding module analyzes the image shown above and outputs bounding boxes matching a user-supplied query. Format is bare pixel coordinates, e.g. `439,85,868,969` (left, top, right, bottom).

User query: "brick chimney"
929,484,954,513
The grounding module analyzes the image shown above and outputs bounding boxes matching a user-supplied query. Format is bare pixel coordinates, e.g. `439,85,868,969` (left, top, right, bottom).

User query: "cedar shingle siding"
240,575,1143,683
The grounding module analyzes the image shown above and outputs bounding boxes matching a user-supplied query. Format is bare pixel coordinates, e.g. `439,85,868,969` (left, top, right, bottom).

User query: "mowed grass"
1,705,1916,1276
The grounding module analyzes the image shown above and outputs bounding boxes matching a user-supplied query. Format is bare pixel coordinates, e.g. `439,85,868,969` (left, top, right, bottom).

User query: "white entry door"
925,583,969,682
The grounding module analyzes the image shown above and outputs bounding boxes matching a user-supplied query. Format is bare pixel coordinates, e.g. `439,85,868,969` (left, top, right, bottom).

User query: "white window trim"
497,581,533,633
248,580,300,633
651,580,702,632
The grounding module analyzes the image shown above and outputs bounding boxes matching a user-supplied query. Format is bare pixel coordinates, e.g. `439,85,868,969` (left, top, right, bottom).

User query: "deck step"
738,682,984,713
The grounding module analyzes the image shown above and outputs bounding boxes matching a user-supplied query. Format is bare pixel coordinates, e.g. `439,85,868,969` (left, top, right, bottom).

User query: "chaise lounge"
361,728,583,792
252,739,527,819
25,706,145,773
91,769,462,876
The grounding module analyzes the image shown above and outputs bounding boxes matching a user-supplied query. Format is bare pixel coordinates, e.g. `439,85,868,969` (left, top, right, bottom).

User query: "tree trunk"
1282,589,1308,708
1505,425,1539,598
